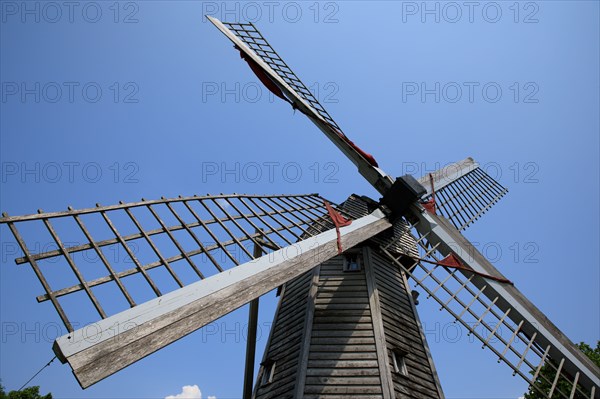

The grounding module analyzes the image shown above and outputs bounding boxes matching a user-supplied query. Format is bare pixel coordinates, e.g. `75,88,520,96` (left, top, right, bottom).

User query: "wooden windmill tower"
1,17,599,399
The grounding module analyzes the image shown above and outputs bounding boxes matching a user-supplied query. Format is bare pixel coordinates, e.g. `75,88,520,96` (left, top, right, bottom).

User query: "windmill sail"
208,17,599,397
251,195,444,399
379,207,600,398
417,157,508,231
207,16,394,195
0,194,391,387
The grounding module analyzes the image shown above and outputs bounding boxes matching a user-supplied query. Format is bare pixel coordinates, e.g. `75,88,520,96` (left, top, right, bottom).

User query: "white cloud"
165,385,205,399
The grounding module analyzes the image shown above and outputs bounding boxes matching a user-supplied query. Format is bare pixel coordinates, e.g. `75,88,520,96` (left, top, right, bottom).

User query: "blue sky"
1,1,599,398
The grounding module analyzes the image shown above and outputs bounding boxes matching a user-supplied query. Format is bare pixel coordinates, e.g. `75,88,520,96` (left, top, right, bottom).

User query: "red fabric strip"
343,137,379,167
238,49,288,102
422,199,436,214
324,201,352,254
238,48,379,169
437,253,513,285
421,173,437,214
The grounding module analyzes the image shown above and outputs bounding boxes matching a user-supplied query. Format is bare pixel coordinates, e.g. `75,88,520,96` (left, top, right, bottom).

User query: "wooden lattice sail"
0,15,598,399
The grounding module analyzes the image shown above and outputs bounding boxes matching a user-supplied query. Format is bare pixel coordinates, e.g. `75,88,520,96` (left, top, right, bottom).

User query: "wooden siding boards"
303,256,385,398
254,270,313,399
370,249,444,399
255,196,444,399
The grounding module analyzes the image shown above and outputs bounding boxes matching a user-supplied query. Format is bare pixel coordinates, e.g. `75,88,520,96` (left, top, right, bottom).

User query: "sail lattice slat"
378,218,598,399
419,166,508,231
221,21,342,132
1,193,351,332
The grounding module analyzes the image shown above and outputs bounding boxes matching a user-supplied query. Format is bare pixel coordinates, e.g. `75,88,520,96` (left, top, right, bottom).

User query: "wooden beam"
242,234,264,399
243,298,259,399
53,210,391,388
417,157,478,196
206,16,394,195
412,205,600,397
364,246,394,399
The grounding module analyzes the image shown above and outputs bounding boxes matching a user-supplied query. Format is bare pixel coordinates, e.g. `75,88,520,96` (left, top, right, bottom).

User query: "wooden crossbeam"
410,205,600,397
53,209,391,388
207,16,394,195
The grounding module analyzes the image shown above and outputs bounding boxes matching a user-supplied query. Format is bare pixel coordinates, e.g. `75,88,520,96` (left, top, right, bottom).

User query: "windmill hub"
380,174,428,218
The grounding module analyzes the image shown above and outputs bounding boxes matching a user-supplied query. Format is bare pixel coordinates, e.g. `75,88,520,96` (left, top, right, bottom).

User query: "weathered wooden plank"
315,303,369,311
317,293,369,300
414,208,600,393
311,322,374,331
394,378,440,399
308,351,378,361
307,359,379,368
304,395,382,399
306,367,381,376
313,315,372,323
304,385,383,394
309,344,377,352
264,331,303,355
54,210,392,388
305,376,382,385
281,274,312,293
364,246,395,399
293,266,320,398
315,297,370,304
311,329,374,337
256,378,296,399
371,247,444,399
266,306,307,330
309,337,376,345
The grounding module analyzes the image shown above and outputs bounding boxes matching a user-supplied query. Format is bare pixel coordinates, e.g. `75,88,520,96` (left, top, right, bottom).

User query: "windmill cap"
379,175,427,218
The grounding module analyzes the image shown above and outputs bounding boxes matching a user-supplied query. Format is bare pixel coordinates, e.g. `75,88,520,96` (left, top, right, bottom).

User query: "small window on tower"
392,349,409,376
343,253,362,272
261,359,276,385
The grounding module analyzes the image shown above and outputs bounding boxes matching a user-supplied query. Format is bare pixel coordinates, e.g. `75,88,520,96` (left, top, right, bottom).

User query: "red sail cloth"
324,201,352,254
238,49,288,102
421,173,437,214
237,47,379,169
343,137,379,168
439,253,463,268
422,199,436,214
438,253,513,284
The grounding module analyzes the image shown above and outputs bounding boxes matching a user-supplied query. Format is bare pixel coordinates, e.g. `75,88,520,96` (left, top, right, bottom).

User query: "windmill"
0,16,598,399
